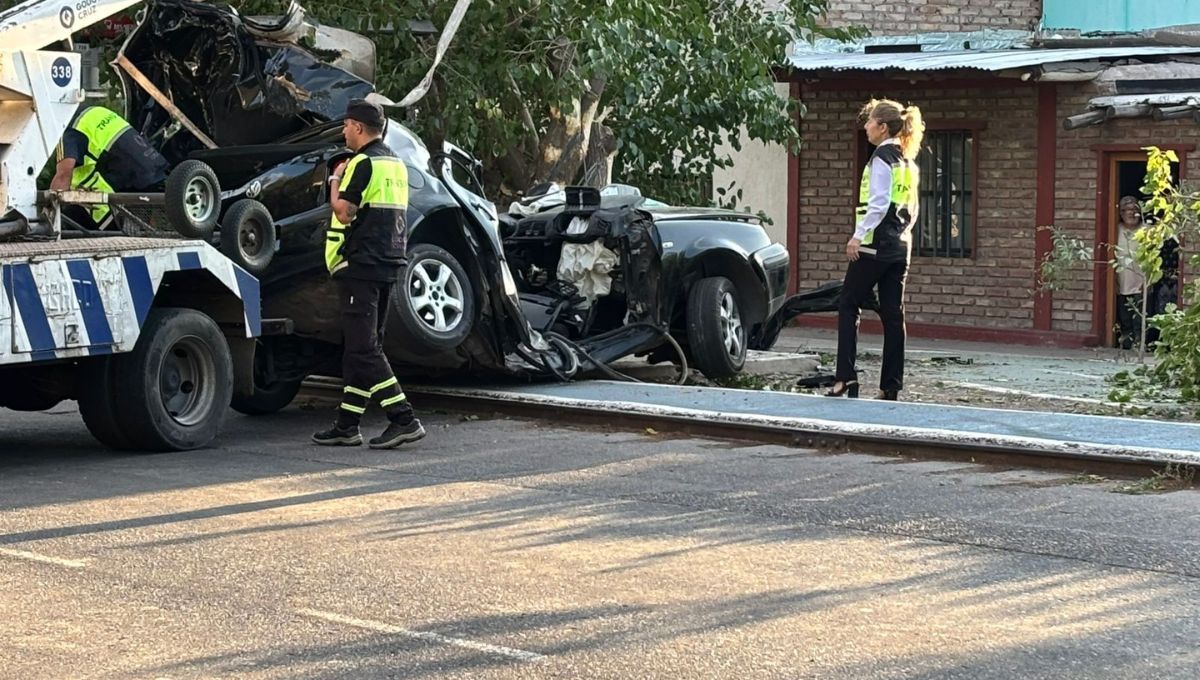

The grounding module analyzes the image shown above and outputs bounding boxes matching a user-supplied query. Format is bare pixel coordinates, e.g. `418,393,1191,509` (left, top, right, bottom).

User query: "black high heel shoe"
876,389,898,401
825,381,859,398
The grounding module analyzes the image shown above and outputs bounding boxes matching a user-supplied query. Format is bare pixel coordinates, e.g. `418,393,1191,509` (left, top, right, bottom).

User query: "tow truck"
0,0,261,451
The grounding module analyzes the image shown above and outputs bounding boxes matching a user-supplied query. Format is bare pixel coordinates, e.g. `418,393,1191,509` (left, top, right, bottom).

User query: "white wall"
712,82,791,247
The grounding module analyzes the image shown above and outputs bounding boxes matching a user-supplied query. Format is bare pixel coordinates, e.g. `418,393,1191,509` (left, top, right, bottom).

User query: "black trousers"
836,256,909,392
1115,293,1143,349
335,277,414,428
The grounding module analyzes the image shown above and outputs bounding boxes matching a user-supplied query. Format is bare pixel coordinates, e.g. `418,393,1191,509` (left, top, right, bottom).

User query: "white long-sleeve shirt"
854,138,900,243
1116,224,1147,296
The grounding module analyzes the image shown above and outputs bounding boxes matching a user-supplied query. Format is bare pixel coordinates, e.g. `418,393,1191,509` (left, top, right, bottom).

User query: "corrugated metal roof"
787,46,1200,73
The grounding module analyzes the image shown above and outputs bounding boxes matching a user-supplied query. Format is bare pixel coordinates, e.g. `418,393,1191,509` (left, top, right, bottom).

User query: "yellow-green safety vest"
325,152,410,275
856,143,917,258
69,106,132,221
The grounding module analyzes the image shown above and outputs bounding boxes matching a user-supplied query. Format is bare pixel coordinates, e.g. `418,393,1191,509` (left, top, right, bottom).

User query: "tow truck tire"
0,385,63,412
686,276,747,380
220,199,277,275
231,378,302,416
165,160,221,239
392,244,475,351
114,308,233,452
78,357,134,450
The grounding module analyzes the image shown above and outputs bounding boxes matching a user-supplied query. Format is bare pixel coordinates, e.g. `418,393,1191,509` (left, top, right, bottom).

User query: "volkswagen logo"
59,6,74,29
246,180,262,198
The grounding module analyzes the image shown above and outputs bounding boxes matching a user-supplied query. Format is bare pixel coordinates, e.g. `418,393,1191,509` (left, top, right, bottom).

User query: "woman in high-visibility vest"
828,99,924,401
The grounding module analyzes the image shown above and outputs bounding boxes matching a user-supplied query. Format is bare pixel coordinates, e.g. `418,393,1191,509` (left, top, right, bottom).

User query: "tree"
1133,147,1200,400
232,0,855,207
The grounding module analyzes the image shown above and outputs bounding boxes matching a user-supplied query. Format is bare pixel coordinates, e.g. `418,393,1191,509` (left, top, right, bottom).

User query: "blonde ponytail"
861,99,925,160
897,105,925,160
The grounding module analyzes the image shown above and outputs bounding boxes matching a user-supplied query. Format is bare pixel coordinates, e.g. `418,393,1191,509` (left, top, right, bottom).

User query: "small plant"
1114,462,1196,494
1036,226,1093,293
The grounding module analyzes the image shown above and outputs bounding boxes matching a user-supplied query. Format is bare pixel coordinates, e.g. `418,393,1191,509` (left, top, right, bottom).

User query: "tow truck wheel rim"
239,218,264,257
157,335,216,427
184,177,217,223
409,259,465,333
720,291,743,358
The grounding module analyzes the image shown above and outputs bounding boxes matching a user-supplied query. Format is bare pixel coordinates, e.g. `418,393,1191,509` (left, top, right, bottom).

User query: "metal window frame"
852,121,983,260
915,129,974,258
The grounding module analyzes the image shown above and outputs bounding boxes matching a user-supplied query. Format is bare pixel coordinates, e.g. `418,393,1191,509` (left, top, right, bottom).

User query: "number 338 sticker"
51,57,74,87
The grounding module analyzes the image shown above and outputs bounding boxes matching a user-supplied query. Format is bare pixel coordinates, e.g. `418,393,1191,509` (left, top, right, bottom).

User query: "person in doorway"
1114,195,1148,350
49,105,170,228
1146,234,1179,347
312,98,425,449
828,99,924,401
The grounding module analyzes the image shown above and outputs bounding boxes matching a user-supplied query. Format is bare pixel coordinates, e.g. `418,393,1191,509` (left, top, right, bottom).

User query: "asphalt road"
1,401,1197,679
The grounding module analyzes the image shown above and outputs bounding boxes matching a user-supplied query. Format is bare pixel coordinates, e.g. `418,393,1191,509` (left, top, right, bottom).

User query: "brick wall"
821,0,1042,34
796,84,1039,330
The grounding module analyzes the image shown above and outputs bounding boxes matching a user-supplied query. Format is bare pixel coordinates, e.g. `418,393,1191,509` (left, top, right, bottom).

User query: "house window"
915,130,974,258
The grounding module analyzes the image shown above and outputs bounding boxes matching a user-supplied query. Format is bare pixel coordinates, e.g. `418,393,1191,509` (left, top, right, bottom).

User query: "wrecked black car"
117,0,796,413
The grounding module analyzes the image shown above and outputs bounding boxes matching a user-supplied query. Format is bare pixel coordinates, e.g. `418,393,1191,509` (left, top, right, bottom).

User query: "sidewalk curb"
406,383,1200,470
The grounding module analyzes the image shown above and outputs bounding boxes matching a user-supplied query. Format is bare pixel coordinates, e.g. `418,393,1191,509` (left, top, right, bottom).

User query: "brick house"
732,0,1200,346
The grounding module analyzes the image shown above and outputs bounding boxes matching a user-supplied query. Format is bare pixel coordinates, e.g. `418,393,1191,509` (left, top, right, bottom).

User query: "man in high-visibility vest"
49,105,170,227
312,98,425,449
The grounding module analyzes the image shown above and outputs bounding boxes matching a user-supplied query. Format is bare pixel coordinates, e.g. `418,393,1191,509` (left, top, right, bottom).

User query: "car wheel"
392,244,475,351
113,308,234,452
165,160,221,239
220,199,277,275
78,357,133,449
686,276,747,379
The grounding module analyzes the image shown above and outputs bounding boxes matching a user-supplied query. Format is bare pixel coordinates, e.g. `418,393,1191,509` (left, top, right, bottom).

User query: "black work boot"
368,418,426,449
312,423,363,446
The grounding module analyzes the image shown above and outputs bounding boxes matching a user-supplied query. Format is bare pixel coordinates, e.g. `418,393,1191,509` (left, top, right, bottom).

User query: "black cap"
345,98,385,128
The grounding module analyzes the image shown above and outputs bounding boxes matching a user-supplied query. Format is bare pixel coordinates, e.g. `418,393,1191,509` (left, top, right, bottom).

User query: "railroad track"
298,377,1198,481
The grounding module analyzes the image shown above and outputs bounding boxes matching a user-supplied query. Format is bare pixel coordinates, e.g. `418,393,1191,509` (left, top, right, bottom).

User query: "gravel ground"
688,328,1197,422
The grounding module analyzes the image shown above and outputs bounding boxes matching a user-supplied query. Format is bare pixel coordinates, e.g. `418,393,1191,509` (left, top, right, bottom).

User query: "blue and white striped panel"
0,242,260,366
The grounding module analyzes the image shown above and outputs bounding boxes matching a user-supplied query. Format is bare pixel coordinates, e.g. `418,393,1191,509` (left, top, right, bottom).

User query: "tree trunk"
582,122,618,187
537,74,608,186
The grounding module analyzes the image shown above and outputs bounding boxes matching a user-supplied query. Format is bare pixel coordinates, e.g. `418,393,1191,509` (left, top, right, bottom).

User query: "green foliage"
230,0,856,206
1110,147,1200,403
1036,225,1092,293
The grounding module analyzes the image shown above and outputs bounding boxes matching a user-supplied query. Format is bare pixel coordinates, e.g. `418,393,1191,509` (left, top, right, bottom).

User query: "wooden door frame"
1092,144,1192,344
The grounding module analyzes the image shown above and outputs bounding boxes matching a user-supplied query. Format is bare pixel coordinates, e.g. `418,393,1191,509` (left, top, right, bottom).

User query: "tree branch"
507,70,540,160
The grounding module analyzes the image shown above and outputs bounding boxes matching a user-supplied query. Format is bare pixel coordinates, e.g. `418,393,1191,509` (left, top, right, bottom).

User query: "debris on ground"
671,349,1195,422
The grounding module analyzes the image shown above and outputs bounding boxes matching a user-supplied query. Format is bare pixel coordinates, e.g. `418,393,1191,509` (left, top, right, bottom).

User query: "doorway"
1098,153,1181,347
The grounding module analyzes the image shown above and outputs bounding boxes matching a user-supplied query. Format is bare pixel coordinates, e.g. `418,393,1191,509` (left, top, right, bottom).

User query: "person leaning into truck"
49,105,170,228
312,98,426,450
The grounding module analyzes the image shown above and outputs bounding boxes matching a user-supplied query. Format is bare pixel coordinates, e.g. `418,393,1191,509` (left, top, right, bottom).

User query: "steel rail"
297,378,1193,481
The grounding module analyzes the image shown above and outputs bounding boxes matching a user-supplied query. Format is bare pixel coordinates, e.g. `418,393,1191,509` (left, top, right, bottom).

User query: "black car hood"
118,0,374,162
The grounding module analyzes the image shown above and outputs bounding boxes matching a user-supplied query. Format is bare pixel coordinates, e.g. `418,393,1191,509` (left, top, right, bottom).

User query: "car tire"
113,308,233,452
78,357,134,450
686,276,747,380
392,244,475,351
165,160,221,239
220,199,277,275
